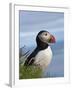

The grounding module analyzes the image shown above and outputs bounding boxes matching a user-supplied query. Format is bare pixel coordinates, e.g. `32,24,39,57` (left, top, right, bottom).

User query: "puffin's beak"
49,35,56,43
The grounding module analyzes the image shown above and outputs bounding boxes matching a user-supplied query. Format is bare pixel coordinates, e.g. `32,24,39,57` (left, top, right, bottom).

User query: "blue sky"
19,10,64,48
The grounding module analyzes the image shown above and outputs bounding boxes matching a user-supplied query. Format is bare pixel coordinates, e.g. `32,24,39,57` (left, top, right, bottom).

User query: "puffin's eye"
45,33,47,36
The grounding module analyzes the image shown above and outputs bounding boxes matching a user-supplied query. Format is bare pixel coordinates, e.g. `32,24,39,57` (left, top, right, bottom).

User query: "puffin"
24,30,56,70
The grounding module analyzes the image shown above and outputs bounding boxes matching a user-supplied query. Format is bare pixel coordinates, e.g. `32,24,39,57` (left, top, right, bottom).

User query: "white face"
38,32,51,43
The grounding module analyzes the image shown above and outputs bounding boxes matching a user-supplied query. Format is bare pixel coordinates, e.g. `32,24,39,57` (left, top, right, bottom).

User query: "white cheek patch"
39,33,51,42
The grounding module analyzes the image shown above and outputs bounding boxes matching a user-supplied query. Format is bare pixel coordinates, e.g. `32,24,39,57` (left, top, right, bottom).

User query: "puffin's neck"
36,39,49,50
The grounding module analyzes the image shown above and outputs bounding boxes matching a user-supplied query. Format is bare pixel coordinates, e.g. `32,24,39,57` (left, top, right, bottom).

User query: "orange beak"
49,35,56,43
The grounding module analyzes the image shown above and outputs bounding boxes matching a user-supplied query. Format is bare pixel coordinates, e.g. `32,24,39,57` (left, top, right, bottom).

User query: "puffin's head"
36,30,56,45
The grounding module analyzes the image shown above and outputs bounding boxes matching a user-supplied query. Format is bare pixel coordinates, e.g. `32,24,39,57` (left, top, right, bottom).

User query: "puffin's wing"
24,47,39,66
24,57,35,66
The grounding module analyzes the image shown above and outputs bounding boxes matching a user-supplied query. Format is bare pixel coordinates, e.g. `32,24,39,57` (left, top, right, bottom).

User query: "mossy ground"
19,64,43,79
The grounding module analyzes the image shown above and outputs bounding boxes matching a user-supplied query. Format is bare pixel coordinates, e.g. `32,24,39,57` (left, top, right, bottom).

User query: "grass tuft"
19,64,43,79
19,47,43,79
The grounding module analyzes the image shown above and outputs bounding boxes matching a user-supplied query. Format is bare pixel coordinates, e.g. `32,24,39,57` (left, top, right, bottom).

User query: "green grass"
19,49,43,79
19,64,43,79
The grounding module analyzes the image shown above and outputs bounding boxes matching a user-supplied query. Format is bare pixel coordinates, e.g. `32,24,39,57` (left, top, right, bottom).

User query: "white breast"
34,46,52,70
